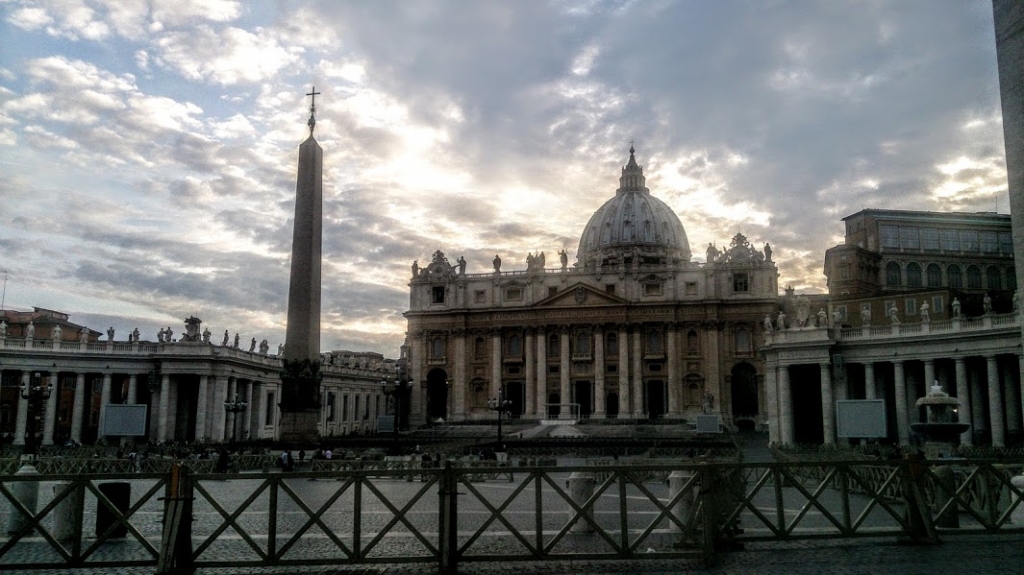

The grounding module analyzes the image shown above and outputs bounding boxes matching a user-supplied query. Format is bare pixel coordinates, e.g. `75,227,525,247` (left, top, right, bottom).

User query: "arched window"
507,334,522,356
548,333,559,358
948,264,963,288
1008,267,1017,291
574,331,590,355
967,265,982,289
605,331,618,355
906,262,922,287
986,266,1002,290
646,330,663,355
687,330,699,354
926,264,942,287
474,337,486,359
430,337,445,359
885,262,901,286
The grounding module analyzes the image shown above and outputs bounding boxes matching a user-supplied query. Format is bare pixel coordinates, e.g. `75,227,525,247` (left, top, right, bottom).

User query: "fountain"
911,381,969,459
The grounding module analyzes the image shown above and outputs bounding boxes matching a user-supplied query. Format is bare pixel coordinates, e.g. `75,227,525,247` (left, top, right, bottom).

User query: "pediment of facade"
534,283,627,308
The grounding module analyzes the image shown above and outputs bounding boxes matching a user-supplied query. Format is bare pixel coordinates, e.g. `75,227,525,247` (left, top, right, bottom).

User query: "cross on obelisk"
306,86,320,135
280,87,324,445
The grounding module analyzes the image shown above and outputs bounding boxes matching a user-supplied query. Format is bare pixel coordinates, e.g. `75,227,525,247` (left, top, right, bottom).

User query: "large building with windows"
403,148,779,430
764,209,1022,447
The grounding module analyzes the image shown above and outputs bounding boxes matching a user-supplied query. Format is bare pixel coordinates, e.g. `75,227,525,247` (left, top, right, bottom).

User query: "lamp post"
224,393,248,444
488,388,513,444
6,372,53,535
20,372,53,458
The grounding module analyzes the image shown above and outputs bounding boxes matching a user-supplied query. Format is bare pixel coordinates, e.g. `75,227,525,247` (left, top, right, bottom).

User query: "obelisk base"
278,410,320,446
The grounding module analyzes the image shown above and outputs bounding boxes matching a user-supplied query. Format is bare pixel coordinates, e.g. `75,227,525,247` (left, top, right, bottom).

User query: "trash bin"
95,482,130,538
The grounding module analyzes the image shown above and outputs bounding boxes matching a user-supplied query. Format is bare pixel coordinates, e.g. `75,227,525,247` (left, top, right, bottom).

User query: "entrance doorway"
426,369,449,422
573,381,592,418
645,380,666,419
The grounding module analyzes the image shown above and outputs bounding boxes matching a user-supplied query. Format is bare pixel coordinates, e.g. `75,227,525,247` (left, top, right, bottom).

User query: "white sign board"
101,404,149,436
696,414,721,433
836,400,887,439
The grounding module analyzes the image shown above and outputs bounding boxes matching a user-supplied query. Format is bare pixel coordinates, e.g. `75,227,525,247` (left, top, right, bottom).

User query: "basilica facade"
403,148,779,429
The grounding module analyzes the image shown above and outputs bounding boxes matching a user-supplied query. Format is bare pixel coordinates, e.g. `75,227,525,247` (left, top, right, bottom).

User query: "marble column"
864,363,876,400
618,327,630,416
216,376,233,442
491,329,502,400
820,363,835,445
924,359,936,392
666,326,679,415
244,380,254,441
195,375,209,442
764,362,779,443
1003,359,1020,432
559,327,571,418
970,365,987,436
955,358,972,446
779,365,793,445
594,326,605,418
907,375,921,425
13,372,29,446
631,329,643,418
97,373,112,440
409,334,424,427
158,373,171,442
42,373,59,445
454,331,467,420
70,373,86,444
525,330,536,417
893,361,910,446
249,381,263,440
127,374,138,404
536,328,547,418
987,355,1005,447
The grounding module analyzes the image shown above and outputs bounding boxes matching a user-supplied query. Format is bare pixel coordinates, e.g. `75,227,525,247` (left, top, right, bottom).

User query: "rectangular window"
838,265,850,280
733,273,749,293
506,287,522,301
960,230,979,252
940,229,960,251
342,395,349,421
354,396,361,422
644,283,662,296
685,282,698,295
899,226,919,249
605,284,616,294
1000,231,1014,254
920,228,939,250
326,391,335,421
880,225,899,248
474,290,486,303
981,230,999,253
265,392,275,425
548,286,558,297
932,295,944,315
836,305,848,322
431,286,446,304
905,298,917,316
548,365,559,374
607,364,617,373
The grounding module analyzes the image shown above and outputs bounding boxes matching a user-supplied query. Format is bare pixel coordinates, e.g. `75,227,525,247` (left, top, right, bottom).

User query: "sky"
0,0,1011,358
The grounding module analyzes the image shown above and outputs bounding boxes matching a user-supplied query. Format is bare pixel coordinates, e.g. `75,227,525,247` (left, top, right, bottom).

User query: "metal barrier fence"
1,458,1022,574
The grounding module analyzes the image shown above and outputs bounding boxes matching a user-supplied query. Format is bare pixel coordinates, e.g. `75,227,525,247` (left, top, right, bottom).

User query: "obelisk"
279,87,323,445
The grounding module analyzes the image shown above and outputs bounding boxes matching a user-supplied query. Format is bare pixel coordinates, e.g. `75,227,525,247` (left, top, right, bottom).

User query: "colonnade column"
13,372,29,445
907,376,920,424
631,329,643,418
248,381,262,440
525,330,536,417
778,365,793,445
1003,359,1021,433
1019,355,1024,436
195,375,209,442
617,326,629,416
955,358,972,446
593,326,605,418
666,326,678,416
453,330,466,421
490,329,502,400
820,363,835,445
409,333,423,427
924,360,936,391
764,361,778,444
987,355,1005,447
42,373,59,446
864,363,876,400
970,365,986,437
223,376,237,442
244,380,254,441
158,373,171,442
536,328,547,418
97,373,112,441
559,327,571,418
893,361,909,446
127,374,138,404
70,373,86,444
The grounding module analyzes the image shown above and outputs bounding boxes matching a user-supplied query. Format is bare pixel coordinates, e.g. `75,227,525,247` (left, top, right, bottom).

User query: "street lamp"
6,373,52,536
224,393,248,444
20,372,53,458
488,388,513,444
381,365,408,432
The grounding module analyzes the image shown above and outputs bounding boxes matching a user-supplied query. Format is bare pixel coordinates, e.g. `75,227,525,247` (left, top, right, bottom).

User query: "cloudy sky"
0,0,1010,357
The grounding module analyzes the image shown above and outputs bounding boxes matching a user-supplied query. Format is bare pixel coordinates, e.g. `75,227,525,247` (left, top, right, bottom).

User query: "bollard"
5,463,40,535
668,470,695,533
52,480,83,541
567,471,595,533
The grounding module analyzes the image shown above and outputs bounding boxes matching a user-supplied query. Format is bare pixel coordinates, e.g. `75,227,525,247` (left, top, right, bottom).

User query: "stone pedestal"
278,410,320,446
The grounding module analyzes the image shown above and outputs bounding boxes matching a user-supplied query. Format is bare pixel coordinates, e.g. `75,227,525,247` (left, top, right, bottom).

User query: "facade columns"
42,373,59,445
764,361,778,443
666,326,678,415
158,373,171,442
127,374,138,404
490,330,502,400
536,328,547,418
195,375,209,442
820,363,835,445
631,329,643,418
617,327,629,416
778,365,793,445
453,331,467,420
987,355,1005,447
893,361,909,446
70,373,86,444
955,358,972,446
559,327,571,418
97,373,112,441
864,363,876,400
408,334,424,427
594,326,605,418
525,330,536,417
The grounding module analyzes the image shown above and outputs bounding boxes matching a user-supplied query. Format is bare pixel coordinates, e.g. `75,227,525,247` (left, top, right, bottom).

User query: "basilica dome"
576,147,691,269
